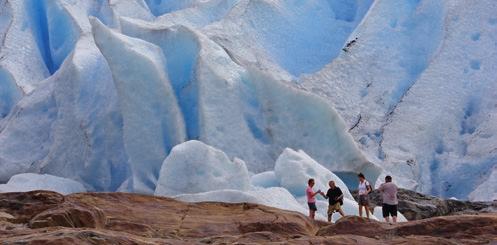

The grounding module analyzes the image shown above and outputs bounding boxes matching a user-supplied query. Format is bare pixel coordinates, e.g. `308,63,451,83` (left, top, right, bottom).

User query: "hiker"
321,180,345,222
306,178,323,220
378,175,398,224
357,173,372,219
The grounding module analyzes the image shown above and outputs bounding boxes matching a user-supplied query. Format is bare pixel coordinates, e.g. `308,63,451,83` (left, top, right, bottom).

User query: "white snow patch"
0,173,86,195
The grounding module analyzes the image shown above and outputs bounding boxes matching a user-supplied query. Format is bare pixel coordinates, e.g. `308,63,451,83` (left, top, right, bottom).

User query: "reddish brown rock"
0,191,64,223
318,215,497,244
0,191,496,244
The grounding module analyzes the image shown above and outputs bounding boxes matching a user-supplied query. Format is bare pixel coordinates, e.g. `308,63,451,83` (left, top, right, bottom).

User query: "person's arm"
335,188,344,200
322,190,329,199
378,184,384,192
311,190,320,197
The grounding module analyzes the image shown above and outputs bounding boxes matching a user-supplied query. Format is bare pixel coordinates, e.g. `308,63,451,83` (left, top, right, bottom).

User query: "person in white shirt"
357,173,372,219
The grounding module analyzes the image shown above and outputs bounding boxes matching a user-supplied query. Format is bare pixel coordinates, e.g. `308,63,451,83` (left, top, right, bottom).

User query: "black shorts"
308,202,317,211
359,195,369,206
382,204,398,217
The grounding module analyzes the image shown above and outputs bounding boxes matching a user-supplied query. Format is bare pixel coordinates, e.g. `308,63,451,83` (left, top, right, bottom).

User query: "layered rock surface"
0,191,495,244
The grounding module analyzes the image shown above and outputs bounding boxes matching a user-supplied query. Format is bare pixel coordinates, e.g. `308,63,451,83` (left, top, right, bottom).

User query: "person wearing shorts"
357,173,372,219
378,175,399,223
306,178,322,220
323,181,345,222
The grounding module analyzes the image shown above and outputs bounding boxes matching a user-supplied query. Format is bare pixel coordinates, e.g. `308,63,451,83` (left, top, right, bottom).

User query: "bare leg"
384,217,390,223
310,210,315,220
338,209,345,217
392,216,397,224
328,214,332,222
365,205,370,219
358,205,363,217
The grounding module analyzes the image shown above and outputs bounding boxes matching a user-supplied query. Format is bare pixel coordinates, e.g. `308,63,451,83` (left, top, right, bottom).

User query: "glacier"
0,0,495,214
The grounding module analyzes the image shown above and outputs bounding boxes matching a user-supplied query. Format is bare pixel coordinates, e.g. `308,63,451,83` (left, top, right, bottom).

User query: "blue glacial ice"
92,18,186,193
0,0,496,205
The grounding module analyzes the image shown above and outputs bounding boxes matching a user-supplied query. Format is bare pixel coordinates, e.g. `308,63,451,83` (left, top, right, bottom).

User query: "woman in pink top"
306,178,323,220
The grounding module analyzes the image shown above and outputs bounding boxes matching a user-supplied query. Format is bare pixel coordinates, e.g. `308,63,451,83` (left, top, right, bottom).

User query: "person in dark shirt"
321,180,345,222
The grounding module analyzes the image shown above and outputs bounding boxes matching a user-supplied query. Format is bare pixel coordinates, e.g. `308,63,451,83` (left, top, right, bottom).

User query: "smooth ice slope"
376,1,497,199
155,141,250,196
250,171,279,188
469,168,497,202
247,70,381,179
300,0,497,200
204,0,374,76
0,173,86,195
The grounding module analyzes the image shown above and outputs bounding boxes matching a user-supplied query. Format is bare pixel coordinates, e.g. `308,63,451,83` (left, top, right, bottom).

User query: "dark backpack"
366,181,373,194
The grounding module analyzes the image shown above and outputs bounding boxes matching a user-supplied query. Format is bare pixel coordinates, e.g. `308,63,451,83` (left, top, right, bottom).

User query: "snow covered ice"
274,148,353,200
155,140,250,196
0,0,496,212
175,187,310,218
0,173,86,195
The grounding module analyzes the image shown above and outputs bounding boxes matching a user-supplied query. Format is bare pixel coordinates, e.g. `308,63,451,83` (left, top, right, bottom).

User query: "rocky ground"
0,191,496,244
352,188,497,220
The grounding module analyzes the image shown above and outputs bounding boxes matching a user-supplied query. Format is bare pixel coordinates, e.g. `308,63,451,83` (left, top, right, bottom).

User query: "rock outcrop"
0,191,496,244
353,188,497,220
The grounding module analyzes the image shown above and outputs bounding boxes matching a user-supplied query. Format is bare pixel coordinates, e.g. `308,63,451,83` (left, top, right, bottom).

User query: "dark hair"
358,173,365,179
308,178,314,185
385,175,392,182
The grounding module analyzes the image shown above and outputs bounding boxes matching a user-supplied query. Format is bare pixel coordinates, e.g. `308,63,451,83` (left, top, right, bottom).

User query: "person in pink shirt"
378,175,399,224
306,178,323,220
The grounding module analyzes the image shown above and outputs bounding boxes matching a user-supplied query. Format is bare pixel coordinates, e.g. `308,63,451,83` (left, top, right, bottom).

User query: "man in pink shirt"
306,178,323,220
378,175,399,224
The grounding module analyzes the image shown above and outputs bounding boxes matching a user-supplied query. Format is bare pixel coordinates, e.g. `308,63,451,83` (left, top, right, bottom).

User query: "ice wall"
0,0,495,202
